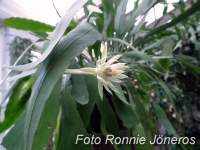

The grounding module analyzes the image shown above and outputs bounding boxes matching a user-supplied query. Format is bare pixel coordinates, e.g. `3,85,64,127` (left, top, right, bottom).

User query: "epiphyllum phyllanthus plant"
65,42,128,98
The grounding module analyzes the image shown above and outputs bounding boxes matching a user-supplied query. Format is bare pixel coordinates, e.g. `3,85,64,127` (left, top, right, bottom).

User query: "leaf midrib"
25,27,94,150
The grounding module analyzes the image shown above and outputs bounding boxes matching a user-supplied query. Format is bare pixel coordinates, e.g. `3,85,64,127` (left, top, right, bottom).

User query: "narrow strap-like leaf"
23,22,101,150
4,17,54,32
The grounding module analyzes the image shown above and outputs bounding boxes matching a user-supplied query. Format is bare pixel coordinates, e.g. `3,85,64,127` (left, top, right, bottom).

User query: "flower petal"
100,42,108,64
109,63,127,70
110,78,123,83
101,42,107,58
103,83,113,95
98,80,104,100
107,82,121,94
116,74,128,79
106,55,122,65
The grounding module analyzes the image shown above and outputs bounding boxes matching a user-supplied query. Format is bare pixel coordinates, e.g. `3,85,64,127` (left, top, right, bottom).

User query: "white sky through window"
10,0,179,26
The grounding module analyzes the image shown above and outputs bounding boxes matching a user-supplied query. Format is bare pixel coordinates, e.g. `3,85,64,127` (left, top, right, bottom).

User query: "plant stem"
0,40,40,86
51,0,61,18
107,37,138,52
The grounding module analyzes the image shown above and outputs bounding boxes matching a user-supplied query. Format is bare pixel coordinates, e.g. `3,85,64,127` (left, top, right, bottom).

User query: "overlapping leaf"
4,17,54,32
0,77,33,133
8,0,88,71
24,22,102,150
57,88,91,150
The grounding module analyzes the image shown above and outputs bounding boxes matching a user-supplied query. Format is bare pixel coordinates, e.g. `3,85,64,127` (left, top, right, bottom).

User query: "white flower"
65,42,128,99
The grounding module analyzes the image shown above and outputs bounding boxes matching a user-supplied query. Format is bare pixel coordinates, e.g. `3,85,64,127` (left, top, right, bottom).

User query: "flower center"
103,67,118,77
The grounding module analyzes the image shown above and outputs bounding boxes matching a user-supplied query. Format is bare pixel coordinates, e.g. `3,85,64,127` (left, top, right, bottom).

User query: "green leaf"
31,32,49,39
2,80,61,150
142,39,164,52
157,80,176,103
4,17,54,32
112,96,152,150
0,77,33,133
1,80,22,105
110,84,128,104
85,76,119,134
2,113,25,150
97,96,119,134
123,51,152,62
131,16,146,35
31,80,62,150
144,69,176,103
153,103,177,136
177,55,200,74
31,20,78,39
161,38,174,56
127,0,157,32
125,81,155,130
24,22,101,150
126,81,155,148
163,4,168,16
77,76,96,128
115,0,128,35
71,75,89,105
112,96,140,129
77,97,96,128
57,89,92,150
101,0,115,36
132,0,157,18
136,0,200,44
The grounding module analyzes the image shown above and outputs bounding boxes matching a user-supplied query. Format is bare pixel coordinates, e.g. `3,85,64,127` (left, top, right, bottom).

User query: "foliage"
1,0,200,150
